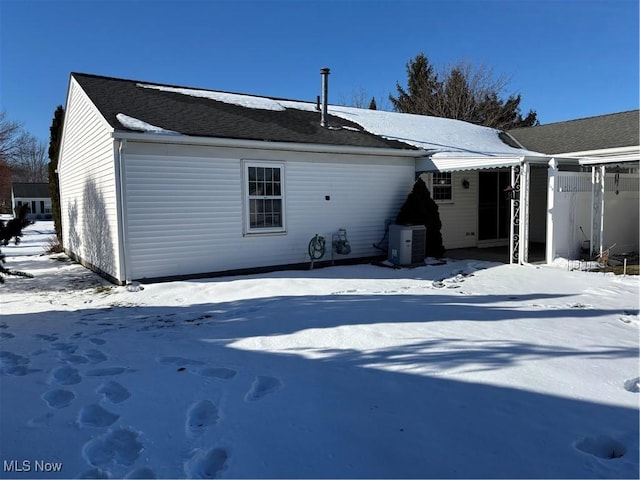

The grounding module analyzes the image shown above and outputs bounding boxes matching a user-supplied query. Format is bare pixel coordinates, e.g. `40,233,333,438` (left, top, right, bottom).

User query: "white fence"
547,171,639,261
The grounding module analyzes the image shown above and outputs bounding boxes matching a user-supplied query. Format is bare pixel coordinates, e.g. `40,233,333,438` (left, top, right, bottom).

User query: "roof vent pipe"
320,67,330,128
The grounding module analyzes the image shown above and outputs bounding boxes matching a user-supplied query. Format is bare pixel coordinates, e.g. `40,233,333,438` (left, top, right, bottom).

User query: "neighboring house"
11,183,52,220
58,72,551,284
510,111,640,262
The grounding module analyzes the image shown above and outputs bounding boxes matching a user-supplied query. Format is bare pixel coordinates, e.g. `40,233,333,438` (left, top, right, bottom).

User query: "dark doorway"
478,171,510,242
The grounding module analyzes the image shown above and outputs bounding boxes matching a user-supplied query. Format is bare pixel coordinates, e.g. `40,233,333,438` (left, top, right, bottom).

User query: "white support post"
590,165,605,259
546,158,558,264
519,161,530,264
598,165,605,257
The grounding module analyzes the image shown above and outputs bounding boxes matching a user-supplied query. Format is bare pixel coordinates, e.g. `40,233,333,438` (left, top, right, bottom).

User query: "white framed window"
431,172,453,202
243,161,286,234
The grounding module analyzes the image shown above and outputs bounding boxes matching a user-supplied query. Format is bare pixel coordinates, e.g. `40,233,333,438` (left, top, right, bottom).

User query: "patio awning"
415,154,556,173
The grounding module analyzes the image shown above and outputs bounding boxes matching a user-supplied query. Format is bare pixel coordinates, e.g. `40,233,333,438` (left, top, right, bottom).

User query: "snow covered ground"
1,222,638,479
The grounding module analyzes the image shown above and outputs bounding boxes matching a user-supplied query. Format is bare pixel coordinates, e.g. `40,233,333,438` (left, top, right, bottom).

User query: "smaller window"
432,172,453,202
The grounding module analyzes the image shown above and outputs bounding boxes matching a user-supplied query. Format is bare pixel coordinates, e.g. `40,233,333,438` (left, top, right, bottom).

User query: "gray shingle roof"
12,183,50,198
72,73,417,151
508,110,640,154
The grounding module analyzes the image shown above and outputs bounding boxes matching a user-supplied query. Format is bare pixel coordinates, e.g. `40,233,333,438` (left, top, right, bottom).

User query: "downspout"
115,138,131,285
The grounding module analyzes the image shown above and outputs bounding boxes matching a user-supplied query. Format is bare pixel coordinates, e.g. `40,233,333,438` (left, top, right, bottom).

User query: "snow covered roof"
72,72,542,160
138,80,540,158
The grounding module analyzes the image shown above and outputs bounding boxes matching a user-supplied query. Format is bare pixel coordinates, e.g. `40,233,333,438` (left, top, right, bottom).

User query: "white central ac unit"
388,224,426,266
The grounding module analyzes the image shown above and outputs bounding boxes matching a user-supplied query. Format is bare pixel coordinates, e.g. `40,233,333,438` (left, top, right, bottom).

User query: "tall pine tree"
48,105,64,241
390,53,538,130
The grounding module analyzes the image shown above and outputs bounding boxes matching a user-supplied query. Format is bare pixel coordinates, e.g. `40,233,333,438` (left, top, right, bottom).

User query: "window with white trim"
244,161,285,234
432,172,453,202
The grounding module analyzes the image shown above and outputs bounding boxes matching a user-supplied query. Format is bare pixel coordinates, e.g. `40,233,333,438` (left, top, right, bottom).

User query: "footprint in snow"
34,333,58,342
184,448,229,479
89,338,107,345
186,400,219,438
78,404,120,427
42,389,76,409
96,380,131,403
61,354,90,365
0,351,40,376
624,377,639,393
196,367,237,380
85,367,128,377
158,356,204,367
48,365,81,385
0,332,15,339
574,434,627,459
82,428,143,467
75,467,111,479
27,412,54,428
85,349,108,364
124,467,156,479
244,376,282,402
51,342,79,355
619,313,639,324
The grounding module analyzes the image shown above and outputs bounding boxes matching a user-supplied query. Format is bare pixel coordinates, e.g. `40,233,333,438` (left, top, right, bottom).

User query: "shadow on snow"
1,291,638,479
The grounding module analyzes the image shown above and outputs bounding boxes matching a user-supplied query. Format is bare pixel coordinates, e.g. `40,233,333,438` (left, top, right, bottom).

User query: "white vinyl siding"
427,167,550,251
58,78,121,280
424,171,478,250
122,142,414,280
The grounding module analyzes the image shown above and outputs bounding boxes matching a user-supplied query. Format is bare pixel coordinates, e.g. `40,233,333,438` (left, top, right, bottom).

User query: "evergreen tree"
390,53,538,130
389,53,441,116
368,97,377,110
396,177,445,258
48,105,64,241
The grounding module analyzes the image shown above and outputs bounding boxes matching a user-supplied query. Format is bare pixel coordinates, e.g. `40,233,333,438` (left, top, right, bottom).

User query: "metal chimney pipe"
320,67,330,128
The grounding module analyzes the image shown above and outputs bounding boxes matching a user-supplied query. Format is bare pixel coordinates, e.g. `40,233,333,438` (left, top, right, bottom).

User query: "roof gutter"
110,131,425,158
553,145,640,159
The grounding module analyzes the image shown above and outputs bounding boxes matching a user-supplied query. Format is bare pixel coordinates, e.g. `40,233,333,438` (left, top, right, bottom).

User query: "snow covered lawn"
1,222,638,479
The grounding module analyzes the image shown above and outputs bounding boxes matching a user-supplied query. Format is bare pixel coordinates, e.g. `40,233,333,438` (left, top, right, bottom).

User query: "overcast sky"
1,0,638,143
